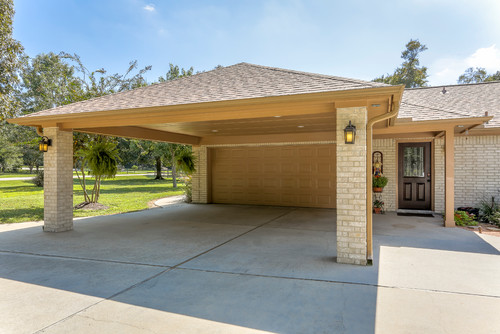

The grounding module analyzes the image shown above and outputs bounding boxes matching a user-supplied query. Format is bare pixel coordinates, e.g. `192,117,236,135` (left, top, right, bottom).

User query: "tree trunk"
29,165,33,174
172,158,177,188
155,156,163,180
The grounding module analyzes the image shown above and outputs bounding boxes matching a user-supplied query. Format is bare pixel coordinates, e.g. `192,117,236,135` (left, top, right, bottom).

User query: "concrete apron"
0,205,499,334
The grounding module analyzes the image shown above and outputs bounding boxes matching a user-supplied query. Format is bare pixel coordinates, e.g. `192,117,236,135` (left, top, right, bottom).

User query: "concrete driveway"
0,204,499,333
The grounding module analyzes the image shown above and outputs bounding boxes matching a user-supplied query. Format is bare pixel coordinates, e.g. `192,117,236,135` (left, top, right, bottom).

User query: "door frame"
395,139,435,211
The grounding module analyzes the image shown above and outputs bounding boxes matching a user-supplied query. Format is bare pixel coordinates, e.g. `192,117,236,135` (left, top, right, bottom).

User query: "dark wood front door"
398,142,431,210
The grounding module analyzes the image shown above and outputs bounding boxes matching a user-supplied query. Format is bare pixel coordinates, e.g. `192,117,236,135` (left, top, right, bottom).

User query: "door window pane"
403,147,425,177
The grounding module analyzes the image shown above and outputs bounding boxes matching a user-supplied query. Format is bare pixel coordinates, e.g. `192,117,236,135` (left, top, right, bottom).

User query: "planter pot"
374,207,382,214
373,187,383,193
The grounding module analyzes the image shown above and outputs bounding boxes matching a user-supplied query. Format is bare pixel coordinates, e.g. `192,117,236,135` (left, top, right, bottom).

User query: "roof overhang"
374,116,494,139
8,85,403,145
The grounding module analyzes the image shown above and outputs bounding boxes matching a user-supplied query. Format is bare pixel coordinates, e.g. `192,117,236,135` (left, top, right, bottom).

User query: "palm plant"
77,140,120,203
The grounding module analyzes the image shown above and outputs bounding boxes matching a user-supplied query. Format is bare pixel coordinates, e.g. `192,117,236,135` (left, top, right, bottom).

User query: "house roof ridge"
406,80,500,90
237,62,389,88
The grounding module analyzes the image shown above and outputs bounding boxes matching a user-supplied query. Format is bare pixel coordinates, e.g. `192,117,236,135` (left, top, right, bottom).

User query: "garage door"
211,144,336,208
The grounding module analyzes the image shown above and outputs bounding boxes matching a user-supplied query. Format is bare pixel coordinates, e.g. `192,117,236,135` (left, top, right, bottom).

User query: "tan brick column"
43,127,73,232
336,107,368,265
191,146,209,203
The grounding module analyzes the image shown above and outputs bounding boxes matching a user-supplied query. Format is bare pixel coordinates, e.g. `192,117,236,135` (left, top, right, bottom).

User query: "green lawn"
0,175,185,223
0,172,36,178
0,170,158,178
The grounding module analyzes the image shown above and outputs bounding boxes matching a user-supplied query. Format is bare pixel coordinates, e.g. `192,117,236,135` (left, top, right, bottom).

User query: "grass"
0,175,185,224
0,172,36,178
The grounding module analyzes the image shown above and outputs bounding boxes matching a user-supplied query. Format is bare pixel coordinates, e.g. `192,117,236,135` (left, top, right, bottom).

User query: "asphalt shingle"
399,82,500,127
22,63,388,118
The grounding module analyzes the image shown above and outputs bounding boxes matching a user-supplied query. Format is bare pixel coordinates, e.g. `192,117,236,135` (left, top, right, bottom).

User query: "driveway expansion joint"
0,249,171,268
174,267,500,300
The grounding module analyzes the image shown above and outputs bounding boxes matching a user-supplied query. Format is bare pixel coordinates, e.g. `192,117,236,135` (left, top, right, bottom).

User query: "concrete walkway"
0,206,498,333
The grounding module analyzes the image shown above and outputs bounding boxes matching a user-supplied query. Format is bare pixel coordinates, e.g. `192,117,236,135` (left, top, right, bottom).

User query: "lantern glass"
39,137,51,152
344,121,356,144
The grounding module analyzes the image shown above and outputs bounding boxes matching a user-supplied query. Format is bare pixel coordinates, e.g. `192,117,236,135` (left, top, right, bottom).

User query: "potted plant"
373,175,388,193
373,199,384,214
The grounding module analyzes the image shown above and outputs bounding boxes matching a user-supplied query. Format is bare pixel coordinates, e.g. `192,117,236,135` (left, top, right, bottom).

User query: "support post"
336,107,368,265
444,127,455,227
43,127,74,232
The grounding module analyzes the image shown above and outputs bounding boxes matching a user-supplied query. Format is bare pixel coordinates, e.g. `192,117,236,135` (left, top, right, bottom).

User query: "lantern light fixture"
344,120,356,144
39,136,52,152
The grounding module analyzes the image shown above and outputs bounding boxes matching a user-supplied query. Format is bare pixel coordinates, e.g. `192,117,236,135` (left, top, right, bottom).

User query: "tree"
373,39,429,88
163,144,195,187
458,67,500,84
0,0,25,119
61,52,151,98
76,139,120,204
158,63,194,82
0,128,22,171
19,52,83,113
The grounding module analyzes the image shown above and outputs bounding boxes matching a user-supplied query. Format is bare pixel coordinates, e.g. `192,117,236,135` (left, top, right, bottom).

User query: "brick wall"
191,146,209,203
43,127,73,232
453,135,500,208
372,139,397,211
336,107,367,265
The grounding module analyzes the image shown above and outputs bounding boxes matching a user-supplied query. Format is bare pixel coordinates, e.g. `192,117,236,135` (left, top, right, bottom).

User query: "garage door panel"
211,144,336,208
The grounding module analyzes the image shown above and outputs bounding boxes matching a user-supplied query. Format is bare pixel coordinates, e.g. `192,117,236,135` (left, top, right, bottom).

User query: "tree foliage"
60,52,151,98
457,67,500,84
0,127,22,171
19,52,83,113
76,139,120,204
158,63,194,82
0,0,25,119
373,39,429,88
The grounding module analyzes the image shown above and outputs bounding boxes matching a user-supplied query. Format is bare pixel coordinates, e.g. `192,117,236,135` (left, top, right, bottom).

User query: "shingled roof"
399,81,500,128
22,62,388,118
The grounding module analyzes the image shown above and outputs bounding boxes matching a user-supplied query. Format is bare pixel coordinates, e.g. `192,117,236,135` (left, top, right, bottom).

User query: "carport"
8,63,405,265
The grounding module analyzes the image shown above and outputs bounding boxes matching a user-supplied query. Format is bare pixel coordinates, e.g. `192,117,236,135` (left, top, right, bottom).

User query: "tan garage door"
211,144,336,208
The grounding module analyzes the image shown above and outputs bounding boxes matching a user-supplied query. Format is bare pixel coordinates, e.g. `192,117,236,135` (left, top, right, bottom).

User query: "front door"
398,142,431,210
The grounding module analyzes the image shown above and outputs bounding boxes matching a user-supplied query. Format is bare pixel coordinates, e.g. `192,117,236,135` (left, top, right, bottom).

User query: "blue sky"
13,0,500,86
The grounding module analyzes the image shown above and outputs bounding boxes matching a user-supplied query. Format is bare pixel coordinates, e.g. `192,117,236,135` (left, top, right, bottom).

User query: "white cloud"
143,4,155,12
429,45,500,85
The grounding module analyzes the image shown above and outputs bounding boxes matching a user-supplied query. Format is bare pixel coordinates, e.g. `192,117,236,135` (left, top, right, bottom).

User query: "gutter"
365,92,401,263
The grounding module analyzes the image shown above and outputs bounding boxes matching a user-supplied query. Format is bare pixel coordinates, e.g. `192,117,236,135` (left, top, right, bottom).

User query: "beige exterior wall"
452,135,500,208
191,146,210,204
372,139,397,211
336,107,367,265
434,138,446,213
43,127,74,232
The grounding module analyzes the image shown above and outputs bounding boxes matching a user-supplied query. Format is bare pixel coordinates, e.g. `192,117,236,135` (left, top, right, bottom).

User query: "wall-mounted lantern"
39,136,52,152
344,120,356,144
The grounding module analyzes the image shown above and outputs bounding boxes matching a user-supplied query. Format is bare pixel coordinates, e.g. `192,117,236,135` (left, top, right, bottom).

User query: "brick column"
43,127,73,232
336,107,368,265
192,146,209,203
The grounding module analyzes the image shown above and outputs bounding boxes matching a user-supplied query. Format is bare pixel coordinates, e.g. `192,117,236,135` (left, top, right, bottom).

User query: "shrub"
373,199,384,209
454,210,477,226
479,196,500,225
373,175,388,188
32,171,44,187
